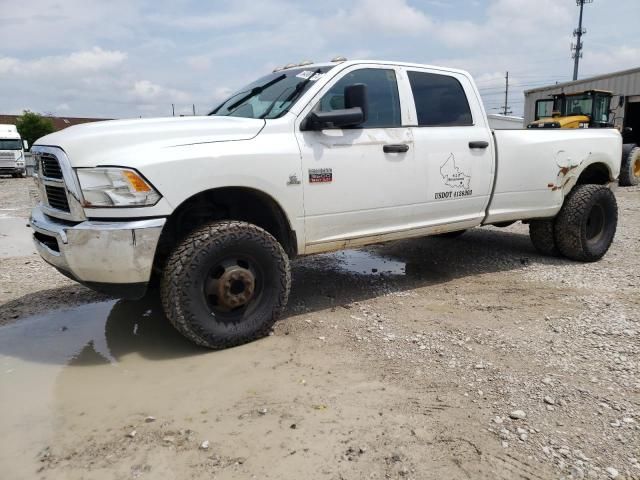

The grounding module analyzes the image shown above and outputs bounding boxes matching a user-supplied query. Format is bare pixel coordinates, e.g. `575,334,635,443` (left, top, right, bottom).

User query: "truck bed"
485,128,622,224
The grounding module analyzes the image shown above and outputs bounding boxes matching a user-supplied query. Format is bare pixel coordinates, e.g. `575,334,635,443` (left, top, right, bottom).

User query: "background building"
523,67,640,145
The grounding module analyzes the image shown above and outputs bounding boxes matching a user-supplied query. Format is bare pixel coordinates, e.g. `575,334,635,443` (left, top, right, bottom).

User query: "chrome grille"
40,154,63,178
45,185,70,212
32,146,85,222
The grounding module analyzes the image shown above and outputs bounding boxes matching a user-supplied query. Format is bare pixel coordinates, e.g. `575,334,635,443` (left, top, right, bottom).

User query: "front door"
295,66,421,250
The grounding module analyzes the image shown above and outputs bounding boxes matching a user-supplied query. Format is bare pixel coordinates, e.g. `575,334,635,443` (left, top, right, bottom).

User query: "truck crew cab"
29,59,621,349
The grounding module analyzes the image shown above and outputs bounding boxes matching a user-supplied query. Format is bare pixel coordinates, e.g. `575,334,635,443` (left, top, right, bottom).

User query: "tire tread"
554,184,617,262
160,221,291,349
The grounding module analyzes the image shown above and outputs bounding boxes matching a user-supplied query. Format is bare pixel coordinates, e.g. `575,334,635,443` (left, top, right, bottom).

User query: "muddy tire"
554,185,617,262
620,145,640,186
529,219,559,256
160,221,291,349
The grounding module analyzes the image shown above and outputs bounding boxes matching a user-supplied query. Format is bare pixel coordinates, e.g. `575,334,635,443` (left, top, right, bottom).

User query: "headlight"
76,167,161,207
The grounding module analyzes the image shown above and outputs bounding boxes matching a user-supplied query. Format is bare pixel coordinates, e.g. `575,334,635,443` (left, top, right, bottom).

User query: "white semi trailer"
0,124,27,177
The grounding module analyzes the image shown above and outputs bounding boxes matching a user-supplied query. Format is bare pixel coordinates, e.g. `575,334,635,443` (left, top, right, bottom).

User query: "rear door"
404,68,495,227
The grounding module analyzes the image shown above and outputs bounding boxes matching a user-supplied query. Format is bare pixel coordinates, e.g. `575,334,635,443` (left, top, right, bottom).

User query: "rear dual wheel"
161,221,291,349
529,184,617,262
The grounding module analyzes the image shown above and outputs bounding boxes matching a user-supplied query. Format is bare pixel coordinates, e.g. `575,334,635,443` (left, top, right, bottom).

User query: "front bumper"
30,206,166,299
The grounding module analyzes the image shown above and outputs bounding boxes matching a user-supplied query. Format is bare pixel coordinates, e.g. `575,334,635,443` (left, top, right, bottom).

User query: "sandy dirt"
0,177,638,480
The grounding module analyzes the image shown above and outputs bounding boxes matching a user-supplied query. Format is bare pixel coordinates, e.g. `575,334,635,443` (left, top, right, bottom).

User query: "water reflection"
0,297,203,367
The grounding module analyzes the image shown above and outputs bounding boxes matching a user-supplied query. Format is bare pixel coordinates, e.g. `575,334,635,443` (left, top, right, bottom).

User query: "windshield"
562,94,592,117
0,139,22,150
210,66,334,119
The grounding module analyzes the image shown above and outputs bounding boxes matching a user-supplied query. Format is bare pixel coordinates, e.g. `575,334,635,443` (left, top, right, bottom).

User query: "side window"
407,71,473,127
535,99,554,120
316,68,401,128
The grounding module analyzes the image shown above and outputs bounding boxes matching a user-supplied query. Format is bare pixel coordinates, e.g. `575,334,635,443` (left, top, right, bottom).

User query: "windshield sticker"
434,153,472,200
295,71,325,81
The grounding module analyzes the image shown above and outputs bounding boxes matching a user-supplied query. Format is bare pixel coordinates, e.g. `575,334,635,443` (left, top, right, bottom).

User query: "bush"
16,111,55,149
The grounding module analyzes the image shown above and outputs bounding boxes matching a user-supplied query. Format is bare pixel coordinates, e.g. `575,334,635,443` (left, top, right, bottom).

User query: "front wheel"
160,221,291,349
554,185,618,262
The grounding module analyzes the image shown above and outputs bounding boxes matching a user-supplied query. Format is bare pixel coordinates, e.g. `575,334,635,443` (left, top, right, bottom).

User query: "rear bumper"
30,206,166,299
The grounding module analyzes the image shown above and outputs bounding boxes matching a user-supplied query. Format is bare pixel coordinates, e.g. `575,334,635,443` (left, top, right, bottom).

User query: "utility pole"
572,0,593,81
501,71,512,116
192,104,196,116
171,104,175,117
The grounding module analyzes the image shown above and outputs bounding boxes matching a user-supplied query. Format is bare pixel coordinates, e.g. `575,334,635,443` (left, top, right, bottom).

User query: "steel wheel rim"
585,203,605,244
203,256,263,320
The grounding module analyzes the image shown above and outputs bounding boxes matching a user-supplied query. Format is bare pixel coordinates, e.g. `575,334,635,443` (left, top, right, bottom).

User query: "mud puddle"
0,297,412,480
329,249,406,275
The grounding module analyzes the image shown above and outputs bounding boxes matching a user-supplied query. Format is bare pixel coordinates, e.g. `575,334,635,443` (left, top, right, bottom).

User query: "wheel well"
154,187,297,272
576,162,611,185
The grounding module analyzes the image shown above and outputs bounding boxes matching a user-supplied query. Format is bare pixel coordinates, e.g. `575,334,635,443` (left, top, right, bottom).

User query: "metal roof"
524,66,640,95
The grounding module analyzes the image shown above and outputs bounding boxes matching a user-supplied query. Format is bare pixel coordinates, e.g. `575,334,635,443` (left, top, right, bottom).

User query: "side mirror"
344,83,368,124
301,83,369,131
23,140,29,150
301,108,364,131
623,126,633,134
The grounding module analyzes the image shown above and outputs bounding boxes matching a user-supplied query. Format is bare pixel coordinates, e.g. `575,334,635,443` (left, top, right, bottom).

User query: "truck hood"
34,116,265,167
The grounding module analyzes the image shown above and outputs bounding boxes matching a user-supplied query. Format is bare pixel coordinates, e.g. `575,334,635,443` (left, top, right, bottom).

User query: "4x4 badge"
287,174,301,185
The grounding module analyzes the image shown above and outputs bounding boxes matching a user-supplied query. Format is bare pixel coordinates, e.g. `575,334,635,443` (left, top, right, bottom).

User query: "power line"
572,0,593,81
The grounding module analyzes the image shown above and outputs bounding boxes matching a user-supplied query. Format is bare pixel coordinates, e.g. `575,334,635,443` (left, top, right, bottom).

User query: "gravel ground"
0,177,638,479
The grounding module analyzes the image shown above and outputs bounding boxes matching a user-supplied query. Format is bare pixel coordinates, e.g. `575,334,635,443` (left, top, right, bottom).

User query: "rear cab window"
314,68,402,128
407,71,473,127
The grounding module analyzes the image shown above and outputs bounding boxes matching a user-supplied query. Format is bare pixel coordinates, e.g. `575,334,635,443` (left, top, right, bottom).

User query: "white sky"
1,0,638,118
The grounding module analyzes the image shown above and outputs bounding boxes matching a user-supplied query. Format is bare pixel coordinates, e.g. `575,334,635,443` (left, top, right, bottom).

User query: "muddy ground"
0,176,639,480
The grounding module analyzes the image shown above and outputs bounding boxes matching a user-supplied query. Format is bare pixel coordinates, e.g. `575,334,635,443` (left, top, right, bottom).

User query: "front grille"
45,185,70,212
41,155,63,179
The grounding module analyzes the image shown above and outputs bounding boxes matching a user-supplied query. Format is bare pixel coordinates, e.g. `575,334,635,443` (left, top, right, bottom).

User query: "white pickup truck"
30,59,622,348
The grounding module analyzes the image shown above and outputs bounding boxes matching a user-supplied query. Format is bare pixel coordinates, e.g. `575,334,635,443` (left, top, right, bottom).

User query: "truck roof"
277,59,472,78
0,124,20,139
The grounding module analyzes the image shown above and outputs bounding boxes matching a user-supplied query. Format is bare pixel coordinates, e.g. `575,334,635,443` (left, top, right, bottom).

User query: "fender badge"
309,168,332,183
287,174,301,185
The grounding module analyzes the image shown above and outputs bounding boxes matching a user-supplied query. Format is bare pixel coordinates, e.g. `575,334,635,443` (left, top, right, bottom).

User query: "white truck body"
0,124,26,177
29,59,621,300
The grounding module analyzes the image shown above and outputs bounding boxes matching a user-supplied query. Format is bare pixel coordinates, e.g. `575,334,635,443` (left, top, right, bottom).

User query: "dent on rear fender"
547,150,588,193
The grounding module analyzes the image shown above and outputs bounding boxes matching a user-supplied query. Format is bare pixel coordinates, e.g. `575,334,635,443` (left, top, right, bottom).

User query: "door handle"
383,144,410,153
469,141,489,149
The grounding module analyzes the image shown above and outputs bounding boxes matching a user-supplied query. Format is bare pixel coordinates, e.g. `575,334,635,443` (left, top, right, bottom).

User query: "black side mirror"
301,83,369,131
344,83,368,124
